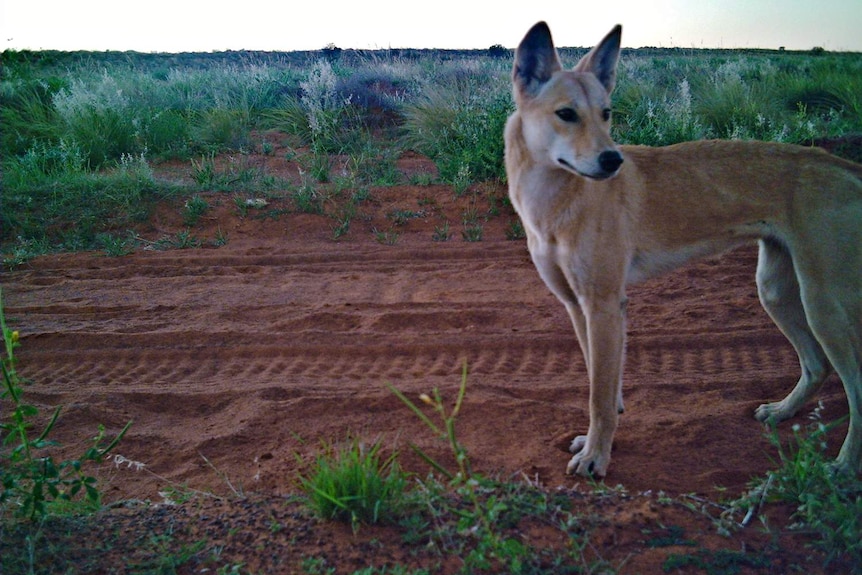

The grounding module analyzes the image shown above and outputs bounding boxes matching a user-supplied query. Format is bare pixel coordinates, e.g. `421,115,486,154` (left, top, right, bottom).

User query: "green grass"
612,52,862,146
1,145,174,262
182,195,210,226
299,437,408,529
3,44,862,260
734,405,862,572
663,548,771,575
295,367,623,574
384,366,620,574
654,405,862,574
2,338,858,573
401,68,512,185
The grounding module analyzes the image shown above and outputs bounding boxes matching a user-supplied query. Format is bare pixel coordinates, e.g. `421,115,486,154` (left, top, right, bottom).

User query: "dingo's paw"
754,400,795,424
828,458,855,477
566,437,610,477
569,434,587,454
833,441,862,476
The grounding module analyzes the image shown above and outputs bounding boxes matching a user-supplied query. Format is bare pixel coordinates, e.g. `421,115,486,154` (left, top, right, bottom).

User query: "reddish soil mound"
2,150,850,573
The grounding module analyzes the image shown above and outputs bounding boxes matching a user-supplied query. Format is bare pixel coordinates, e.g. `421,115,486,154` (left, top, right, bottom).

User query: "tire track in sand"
5,240,810,497
9,241,797,395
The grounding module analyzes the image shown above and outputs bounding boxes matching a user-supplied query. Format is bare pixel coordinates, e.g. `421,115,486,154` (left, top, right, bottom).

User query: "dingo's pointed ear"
513,21,563,101
574,25,622,93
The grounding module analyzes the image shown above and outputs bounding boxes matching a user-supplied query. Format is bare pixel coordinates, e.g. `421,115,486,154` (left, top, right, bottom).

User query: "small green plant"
386,209,424,227
330,204,355,240
410,172,437,186
253,208,291,222
388,365,612,574
126,530,208,574
388,365,472,483
182,195,210,226
349,567,431,575
299,437,408,530
191,153,218,187
173,229,202,249
460,203,483,241
97,231,136,257
153,229,202,250
461,223,483,242
309,152,332,183
213,227,229,247
451,164,472,197
432,222,451,242
293,179,325,214
730,403,862,572
1,288,130,520
461,203,479,225
663,548,770,575
3,238,51,270
351,186,371,204
372,228,400,245
301,555,336,575
505,219,526,241
233,196,269,218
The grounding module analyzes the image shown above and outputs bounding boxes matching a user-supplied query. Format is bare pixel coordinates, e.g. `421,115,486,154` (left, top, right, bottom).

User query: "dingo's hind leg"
799,292,862,474
754,238,831,423
792,238,862,474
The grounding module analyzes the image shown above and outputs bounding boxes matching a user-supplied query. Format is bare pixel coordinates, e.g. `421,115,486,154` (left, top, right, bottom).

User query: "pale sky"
2,0,860,53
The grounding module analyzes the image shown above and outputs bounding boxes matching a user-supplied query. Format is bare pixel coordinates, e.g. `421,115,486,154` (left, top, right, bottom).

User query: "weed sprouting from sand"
388,363,472,484
726,404,862,572
0,288,131,521
389,364,617,574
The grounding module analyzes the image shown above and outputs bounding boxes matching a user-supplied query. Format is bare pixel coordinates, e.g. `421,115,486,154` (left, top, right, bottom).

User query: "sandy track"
5,215,849,508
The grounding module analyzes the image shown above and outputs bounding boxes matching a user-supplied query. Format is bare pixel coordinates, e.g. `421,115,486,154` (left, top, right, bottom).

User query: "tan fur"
505,21,862,477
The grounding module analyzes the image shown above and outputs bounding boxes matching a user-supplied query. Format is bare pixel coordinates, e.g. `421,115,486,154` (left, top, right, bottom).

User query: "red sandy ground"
2,142,853,573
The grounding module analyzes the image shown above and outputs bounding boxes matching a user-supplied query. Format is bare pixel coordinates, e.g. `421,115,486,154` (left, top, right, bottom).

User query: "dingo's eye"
555,108,579,123
602,108,612,121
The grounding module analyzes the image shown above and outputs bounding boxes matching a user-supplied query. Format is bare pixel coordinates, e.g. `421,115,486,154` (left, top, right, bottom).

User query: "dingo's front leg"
567,297,626,477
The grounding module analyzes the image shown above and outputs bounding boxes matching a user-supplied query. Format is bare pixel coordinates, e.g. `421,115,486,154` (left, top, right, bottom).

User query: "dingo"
505,21,862,477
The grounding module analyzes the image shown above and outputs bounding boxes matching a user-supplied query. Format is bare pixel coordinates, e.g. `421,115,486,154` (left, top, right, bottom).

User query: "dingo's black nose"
599,151,624,173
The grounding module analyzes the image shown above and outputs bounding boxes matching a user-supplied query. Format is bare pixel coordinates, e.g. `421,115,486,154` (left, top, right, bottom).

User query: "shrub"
64,106,139,168
140,109,191,158
613,77,705,145
265,60,370,154
1,146,167,253
191,108,250,152
402,69,512,184
182,195,210,226
52,72,141,167
334,67,410,128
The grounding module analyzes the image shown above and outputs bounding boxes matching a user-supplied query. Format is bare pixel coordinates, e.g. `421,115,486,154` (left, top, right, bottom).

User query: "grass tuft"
299,437,408,530
730,403,862,573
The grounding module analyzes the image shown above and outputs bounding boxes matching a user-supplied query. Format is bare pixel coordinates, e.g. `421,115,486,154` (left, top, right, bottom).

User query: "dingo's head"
512,22,623,180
